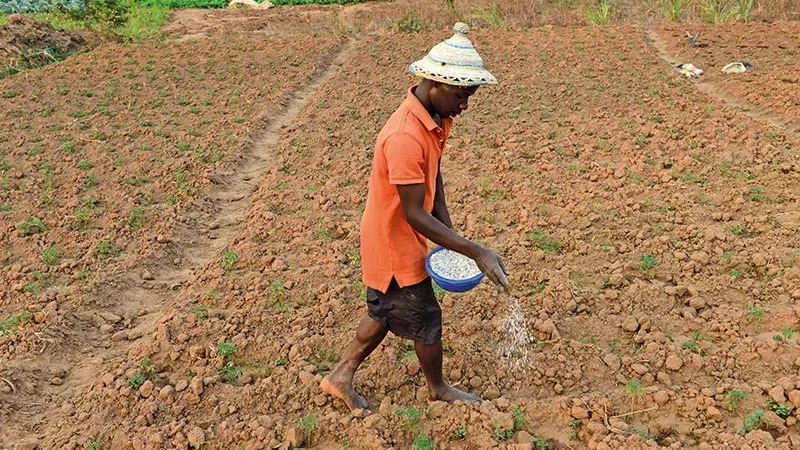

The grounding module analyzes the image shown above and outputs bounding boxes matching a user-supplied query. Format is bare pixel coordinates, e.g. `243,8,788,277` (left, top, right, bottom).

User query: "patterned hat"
409,22,498,87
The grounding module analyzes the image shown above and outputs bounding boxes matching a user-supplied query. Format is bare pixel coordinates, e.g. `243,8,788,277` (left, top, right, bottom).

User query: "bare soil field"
1,4,800,450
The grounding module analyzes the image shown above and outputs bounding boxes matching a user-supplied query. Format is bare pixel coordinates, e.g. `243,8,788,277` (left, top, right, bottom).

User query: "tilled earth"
1,11,800,450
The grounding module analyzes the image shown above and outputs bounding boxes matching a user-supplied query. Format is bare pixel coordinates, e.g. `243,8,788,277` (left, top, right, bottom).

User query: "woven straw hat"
409,22,498,87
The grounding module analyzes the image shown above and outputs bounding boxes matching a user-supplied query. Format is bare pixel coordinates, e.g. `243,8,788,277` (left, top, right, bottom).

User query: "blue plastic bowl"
425,246,484,293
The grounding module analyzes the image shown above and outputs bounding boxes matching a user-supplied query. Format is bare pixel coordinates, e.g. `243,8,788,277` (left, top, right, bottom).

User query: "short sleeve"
384,132,425,185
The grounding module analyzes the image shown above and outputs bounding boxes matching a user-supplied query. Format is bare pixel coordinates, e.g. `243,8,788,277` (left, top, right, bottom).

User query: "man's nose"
460,101,468,111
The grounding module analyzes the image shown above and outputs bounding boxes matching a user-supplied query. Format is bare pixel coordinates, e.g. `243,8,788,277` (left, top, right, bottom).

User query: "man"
321,22,510,411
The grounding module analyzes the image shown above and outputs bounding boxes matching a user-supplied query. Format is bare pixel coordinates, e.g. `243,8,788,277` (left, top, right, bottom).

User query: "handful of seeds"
429,248,481,280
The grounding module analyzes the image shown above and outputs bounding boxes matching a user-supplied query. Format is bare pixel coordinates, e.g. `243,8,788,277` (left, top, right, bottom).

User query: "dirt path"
1,37,357,447
646,28,800,138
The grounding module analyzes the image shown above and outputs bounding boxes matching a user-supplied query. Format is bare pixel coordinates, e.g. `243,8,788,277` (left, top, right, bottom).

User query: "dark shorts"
367,277,442,345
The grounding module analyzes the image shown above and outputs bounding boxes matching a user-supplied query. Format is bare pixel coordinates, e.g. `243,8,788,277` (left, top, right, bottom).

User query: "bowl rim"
426,245,484,285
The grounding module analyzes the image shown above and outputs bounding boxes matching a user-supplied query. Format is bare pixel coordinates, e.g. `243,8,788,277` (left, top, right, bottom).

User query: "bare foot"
320,374,368,411
429,383,481,404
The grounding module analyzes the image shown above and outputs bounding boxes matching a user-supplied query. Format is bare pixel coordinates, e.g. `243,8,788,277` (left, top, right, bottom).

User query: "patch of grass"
451,427,467,439
139,357,159,375
189,305,208,321
585,0,612,24
471,2,505,28
0,310,33,337
127,207,144,230
396,405,422,430
730,225,750,237
725,389,747,411
397,9,422,33
413,432,437,450
19,217,46,236
493,422,514,440
129,373,147,390
86,438,102,450
217,341,237,358
745,305,764,330
738,409,764,435
298,413,320,445
218,361,241,384
221,249,238,271
624,380,646,412
96,237,119,259
528,228,559,253
681,331,701,353
638,254,657,273
42,246,59,265
768,398,793,418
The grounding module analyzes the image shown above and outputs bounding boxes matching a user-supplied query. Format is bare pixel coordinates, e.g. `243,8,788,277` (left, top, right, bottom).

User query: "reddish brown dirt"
654,22,800,133
2,8,800,450
0,14,88,70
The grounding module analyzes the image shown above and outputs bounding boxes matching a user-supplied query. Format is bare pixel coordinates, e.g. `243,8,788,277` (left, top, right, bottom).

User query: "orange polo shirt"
360,87,453,294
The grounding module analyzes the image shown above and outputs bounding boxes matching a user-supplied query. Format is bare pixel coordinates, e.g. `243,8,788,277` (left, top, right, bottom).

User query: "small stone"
140,380,154,398
285,427,304,448
351,408,367,419
142,269,154,280
608,274,624,287
379,397,393,416
691,251,710,265
469,376,483,389
621,316,639,333
175,379,188,392
787,390,800,408
653,390,670,406
657,371,671,386
689,297,706,309
603,353,621,371
492,412,515,431
516,430,534,444
49,377,63,386
99,312,122,323
190,376,204,395
707,405,722,421
183,393,201,405
631,363,649,375
111,331,128,341
187,426,205,447
553,383,563,394
768,385,786,403
159,385,175,399
570,404,589,419
665,355,683,371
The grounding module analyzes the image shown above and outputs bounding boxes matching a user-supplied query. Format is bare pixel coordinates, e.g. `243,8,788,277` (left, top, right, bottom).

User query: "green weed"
745,305,764,330
19,217,46,236
129,373,147,390
471,2,505,28
725,389,747,411
398,9,422,33
217,341,237,358
681,331,702,353
638,254,657,273
0,310,33,337
624,380,646,412
528,228,559,253
189,305,208,321
739,409,764,435
218,361,241,384
451,427,467,439
221,249,238,271
139,357,159,375
767,398,793,418
86,438,102,450
396,405,422,430
96,237,119,259
493,422,513,440
42,246,59,265
412,432,437,450
127,207,144,230
585,0,612,24
299,413,320,444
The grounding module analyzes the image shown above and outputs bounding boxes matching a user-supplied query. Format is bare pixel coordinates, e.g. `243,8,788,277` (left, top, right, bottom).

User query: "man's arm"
397,183,509,292
431,161,453,228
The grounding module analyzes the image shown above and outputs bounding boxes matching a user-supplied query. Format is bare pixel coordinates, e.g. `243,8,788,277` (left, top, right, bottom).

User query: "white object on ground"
228,0,272,9
679,63,704,78
430,249,481,280
721,62,751,73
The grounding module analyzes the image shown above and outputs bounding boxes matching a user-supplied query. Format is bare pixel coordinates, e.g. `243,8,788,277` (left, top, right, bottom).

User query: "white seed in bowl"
430,249,481,280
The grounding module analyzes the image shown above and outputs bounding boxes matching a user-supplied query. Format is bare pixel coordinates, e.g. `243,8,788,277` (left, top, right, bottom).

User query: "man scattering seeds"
321,23,511,411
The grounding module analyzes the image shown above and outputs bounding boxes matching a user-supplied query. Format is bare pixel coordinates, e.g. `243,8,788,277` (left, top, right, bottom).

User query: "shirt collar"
405,86,446,132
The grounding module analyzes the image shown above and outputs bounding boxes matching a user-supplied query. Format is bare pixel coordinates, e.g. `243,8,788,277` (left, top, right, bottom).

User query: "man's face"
431,83,480,118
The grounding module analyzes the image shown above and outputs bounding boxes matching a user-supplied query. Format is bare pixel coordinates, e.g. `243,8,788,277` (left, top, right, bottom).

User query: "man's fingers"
499,257,509,275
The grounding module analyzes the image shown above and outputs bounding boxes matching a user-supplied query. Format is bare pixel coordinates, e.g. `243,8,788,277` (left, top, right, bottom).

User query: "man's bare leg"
321,316,388,410
415,341,481,403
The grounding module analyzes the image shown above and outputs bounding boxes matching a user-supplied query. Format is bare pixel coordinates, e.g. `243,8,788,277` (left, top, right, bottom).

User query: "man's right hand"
472,246,510,294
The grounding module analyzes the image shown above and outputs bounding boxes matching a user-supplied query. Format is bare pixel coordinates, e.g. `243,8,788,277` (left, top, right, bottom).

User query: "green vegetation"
217,340,237,358
528,228,560,253
86,438,102,450
745,305,764,330
451,427,467,439
585,0,612,24
725,389,747,411
19,217,46,236
681,331,702,354
396,406,422,430
638,254,657,273
739,409,764,435
221,249,238,271
768,398,794,418
189,305,208,321
96,236,119,259
298,413,320,445
218,361,241,384
42,246,59,265
624,380,646,413
0,310,33,337
129,372,147,389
